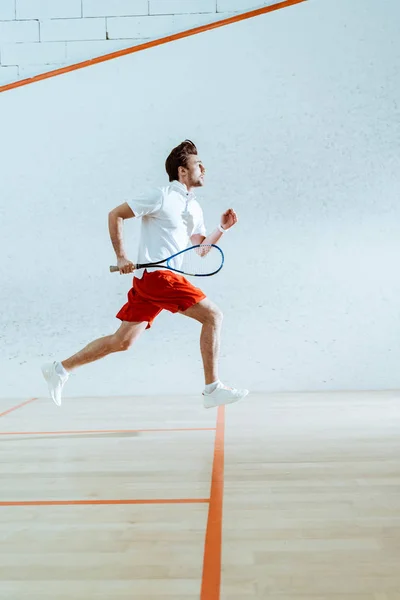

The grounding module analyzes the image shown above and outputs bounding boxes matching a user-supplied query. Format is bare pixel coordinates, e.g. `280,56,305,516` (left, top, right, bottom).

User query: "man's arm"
190,208,238,246
191,231,220,246
108,202,135,274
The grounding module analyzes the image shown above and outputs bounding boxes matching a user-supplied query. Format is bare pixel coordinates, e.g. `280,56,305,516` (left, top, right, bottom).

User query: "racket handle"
109,265,137,273
109,262,148,272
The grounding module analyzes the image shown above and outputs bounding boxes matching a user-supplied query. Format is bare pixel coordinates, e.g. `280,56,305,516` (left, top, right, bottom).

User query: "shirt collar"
170,180,196,201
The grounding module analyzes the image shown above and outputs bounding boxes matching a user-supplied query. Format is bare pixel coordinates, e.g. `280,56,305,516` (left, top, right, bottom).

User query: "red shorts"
116,269,206,329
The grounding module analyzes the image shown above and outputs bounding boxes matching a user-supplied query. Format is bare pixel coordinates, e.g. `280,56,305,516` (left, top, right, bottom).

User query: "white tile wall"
0,0,16,21
0,19,39,43
1,41,66,66
149,0,216,15
0,65,19,84
16,0,82,20
40,18,106,42
0,1,272,87
83,0,149,18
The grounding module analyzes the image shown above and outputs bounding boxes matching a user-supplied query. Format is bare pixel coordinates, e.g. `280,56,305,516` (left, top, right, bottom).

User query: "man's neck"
175,180,193,193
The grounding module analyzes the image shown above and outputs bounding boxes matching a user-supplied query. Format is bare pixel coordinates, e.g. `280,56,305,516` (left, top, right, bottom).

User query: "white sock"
204,380,220,393
55,361,69,376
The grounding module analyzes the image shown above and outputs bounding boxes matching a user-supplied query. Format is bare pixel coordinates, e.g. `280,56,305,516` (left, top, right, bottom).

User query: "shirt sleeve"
192,203,207,237
127,187,163,218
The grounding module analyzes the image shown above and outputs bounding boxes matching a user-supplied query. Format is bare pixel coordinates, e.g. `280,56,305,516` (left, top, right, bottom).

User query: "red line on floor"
0,498,210,507
200,406,225,600
0,427,216,436
0,398,38,418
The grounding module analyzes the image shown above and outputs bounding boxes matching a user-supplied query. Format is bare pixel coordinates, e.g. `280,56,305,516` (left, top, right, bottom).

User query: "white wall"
1,0,400,399
0,0,274,85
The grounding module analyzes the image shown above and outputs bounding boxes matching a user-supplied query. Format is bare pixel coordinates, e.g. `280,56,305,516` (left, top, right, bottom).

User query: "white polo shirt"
128,180,207,279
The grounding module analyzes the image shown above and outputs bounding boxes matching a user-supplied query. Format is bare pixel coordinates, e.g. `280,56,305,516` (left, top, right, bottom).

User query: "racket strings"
168,244,223,276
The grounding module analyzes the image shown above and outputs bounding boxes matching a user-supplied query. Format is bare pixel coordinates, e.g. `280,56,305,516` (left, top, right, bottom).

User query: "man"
41,140,248,408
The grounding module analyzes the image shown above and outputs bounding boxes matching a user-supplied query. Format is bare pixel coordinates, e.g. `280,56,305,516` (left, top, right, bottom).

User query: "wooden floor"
1,391,400,599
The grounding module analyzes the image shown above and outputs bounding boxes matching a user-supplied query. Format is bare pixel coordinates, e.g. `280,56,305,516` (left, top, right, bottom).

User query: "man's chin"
189,178,205,188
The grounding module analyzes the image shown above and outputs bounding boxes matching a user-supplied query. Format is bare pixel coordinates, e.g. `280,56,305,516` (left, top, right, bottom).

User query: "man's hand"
117,256,135,274
220,208,238,231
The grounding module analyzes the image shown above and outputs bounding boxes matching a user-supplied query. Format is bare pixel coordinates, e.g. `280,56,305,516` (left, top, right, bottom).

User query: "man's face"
185,155,206,188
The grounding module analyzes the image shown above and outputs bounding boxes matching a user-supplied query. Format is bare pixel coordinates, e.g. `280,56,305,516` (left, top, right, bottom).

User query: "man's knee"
117,337,134,351
206,305,223,325
111,322,146,351
181,299,223,325
110,334,133,352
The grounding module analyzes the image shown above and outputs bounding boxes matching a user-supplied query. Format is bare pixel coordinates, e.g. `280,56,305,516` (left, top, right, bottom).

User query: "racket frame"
109,243,224,277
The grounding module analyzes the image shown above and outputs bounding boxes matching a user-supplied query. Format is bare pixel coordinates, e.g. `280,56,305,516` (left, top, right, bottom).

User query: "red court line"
0,498,209,507
0,398,38,418
0,0,307,94
0,427,216,436
201,406,225,600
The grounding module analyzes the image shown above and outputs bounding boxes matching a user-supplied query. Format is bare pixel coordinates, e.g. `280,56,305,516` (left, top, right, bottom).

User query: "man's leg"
179,298,222,385
180,299,248,407
42,321,147,405
62,321,147,371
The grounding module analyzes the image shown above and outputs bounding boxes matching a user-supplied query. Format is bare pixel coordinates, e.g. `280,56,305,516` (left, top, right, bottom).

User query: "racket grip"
109,264,137,273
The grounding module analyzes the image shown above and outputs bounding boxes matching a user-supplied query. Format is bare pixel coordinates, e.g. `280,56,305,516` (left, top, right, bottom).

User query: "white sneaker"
41,362,69,406
203,382,249,409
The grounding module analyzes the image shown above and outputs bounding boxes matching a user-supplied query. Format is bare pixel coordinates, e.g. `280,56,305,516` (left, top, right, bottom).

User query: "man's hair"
165,139,198,182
